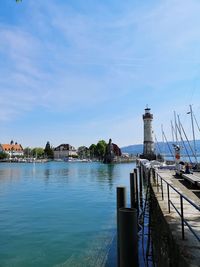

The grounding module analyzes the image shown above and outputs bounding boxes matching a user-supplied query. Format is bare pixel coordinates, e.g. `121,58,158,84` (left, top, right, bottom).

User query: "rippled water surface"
0,162,134,267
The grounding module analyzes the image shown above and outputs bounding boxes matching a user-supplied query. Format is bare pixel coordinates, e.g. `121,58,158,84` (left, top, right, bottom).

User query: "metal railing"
154,170,200,242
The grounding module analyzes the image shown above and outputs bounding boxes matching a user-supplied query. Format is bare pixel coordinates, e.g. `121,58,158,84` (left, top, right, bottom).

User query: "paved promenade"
151,169,200,267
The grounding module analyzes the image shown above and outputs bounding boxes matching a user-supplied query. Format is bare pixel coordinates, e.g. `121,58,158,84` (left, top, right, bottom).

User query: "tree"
89,144,97,159
32,147,44,158
0,152,9,160
78,146,90,159
44,141,54,159
96,140,106,160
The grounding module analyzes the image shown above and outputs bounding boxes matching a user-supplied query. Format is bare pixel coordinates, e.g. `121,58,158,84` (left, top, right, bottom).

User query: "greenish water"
0,162,134,267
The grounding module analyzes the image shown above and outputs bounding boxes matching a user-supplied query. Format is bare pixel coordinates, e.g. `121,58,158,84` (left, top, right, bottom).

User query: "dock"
182,173,200,187
149,167,200,266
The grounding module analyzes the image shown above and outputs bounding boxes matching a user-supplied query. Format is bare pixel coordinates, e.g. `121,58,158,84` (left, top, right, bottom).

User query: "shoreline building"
54,144,77,160
140,107,156,160
0,141,24,158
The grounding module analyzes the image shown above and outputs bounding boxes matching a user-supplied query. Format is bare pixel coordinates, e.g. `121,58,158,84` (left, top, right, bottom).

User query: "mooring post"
134,168,138,183
143,168,146,180
134,168,139,211
117,186,126,267
119,208,138,267
139,170,144,210
130,172,136,208
139,165,142,181
136,166,142,194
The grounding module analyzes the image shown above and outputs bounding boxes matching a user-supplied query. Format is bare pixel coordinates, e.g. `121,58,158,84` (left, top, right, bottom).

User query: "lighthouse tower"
142,107,156,160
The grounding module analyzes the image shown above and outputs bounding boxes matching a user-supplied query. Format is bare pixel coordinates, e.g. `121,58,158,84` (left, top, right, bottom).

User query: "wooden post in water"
119,208,138,267
142,164,144,180
117,186,126,267
134,168,139,211
135,167,142,196
139,165,142,181
130,172,136,208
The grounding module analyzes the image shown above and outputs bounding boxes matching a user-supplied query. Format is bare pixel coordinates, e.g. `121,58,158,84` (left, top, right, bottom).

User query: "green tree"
89,144,97,159
0,151,9,160
96,140,106,160
32,147,44,158
44,141,54,159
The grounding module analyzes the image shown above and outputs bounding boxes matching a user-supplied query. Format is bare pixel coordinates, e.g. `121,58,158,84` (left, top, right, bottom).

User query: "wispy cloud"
1,0,200,146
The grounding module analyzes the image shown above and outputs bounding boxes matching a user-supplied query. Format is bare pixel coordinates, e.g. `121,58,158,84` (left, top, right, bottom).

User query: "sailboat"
172,105,200,173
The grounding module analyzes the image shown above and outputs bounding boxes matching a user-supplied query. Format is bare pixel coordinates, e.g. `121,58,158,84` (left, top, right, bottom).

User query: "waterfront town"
1,1,200,267
0,139,133,163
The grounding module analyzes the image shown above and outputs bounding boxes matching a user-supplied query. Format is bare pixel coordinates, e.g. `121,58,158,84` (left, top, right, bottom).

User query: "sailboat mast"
154,135,162,155
162,126,174,159
189,104,197,161
178,115,198,163
193,113,200,133
171,120,175,143
176,115,192,163
174,111,178,145
161,124,165,157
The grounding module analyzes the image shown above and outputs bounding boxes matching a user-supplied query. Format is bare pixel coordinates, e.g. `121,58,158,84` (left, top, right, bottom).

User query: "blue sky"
1,0,200,148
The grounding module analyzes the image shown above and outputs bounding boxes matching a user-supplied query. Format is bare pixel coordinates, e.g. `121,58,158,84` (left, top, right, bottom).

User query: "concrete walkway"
151,169,200,267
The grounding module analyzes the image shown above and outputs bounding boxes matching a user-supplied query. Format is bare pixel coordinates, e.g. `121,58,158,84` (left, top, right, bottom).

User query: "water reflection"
43,167,72,186
95,164,114,178
0,166,21,183
106,164,115,189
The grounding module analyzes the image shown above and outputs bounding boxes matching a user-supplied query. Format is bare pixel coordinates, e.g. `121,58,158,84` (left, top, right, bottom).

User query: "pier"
141,162,200,267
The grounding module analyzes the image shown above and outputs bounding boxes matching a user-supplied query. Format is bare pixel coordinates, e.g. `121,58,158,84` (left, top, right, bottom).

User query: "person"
185,163,190,174
178,161,185,173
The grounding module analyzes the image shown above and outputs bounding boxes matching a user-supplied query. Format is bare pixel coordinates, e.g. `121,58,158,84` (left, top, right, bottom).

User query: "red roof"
1,144,23,151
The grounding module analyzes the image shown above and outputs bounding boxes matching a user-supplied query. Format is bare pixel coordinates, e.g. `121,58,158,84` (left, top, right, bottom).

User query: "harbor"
1,107,200,267
2,1,200,266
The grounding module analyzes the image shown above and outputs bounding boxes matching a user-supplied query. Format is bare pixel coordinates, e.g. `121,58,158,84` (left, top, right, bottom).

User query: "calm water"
0,162,134,267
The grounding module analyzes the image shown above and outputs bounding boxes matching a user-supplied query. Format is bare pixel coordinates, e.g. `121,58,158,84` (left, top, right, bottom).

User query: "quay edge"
139,160,200,267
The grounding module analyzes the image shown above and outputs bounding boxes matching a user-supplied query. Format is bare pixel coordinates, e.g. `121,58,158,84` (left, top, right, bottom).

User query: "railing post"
180,195,185,240
167,184,170,213
161,178,164,200
117,187,126,267
152,168,156,184
156,173,159,193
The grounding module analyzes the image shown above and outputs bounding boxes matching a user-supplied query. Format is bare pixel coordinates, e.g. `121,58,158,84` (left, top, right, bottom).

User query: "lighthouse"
142,107,156,160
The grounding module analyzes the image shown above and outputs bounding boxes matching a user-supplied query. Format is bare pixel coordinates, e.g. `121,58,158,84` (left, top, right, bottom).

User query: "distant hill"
121,144,143,155
121,140,200,157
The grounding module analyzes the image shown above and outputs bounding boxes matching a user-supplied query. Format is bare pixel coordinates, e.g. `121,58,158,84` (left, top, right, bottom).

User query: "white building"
54,144,77,160
0,141,24,157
